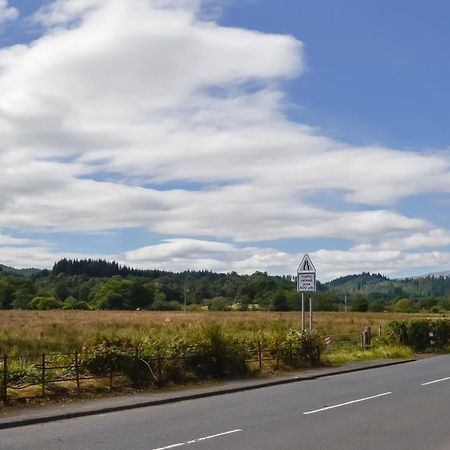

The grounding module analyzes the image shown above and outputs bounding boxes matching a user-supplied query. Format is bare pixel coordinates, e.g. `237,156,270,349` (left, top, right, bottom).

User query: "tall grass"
0,310,444,354
322,345,414,366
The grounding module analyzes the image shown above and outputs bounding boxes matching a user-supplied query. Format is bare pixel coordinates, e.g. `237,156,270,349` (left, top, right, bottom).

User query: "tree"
31,296,63,310
269,291,289,311
350,294,369,312
207,296,229,311
392,298,418,313
0,276,23,309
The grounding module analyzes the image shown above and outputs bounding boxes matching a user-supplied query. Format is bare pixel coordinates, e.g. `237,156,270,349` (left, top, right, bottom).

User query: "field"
0,310,443,354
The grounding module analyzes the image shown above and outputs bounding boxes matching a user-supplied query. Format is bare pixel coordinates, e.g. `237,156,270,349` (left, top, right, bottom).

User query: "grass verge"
322,345,414,366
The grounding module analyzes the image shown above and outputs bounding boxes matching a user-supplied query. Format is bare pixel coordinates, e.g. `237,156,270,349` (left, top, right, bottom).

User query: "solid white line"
421,376,450,386
302,392,392,415
152,429,242,450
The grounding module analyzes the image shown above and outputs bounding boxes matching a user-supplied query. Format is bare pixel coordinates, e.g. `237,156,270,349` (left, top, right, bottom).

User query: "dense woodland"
1,259,450,312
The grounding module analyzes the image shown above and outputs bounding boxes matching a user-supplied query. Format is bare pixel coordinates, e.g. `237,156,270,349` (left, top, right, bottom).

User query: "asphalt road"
1,355,449,450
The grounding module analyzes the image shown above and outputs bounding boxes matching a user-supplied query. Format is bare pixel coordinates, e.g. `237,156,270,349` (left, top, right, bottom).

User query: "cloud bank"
1,0,450,280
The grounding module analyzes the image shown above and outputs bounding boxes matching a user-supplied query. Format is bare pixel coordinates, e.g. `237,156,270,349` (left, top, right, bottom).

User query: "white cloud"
0,0,18,24
0,0,450,277
122,238,450,280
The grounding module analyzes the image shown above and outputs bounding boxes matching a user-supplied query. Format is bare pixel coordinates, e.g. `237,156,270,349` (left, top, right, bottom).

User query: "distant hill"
325,272,450,299
0,264,41,277
414,270,450,279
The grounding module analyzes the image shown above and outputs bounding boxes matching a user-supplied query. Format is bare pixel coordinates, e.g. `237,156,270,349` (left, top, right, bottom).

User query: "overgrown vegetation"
387,319,450,352
1,311,447,404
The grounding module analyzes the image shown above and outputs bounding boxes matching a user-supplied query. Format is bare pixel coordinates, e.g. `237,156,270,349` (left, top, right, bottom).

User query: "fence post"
41,352,46,397
275,343,280,370
2,354,7,403
157,356,162,387
182,352,187,383
74,351,80,394
258,340,262,371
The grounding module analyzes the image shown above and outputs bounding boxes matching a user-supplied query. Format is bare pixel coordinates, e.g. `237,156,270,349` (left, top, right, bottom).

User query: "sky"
1,0,450,281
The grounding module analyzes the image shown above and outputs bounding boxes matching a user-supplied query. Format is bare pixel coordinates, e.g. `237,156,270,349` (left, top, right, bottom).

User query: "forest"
1,259,450,312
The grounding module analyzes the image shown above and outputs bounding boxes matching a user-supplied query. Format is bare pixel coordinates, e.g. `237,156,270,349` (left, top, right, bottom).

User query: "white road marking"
152,429,242,450
302,392,392,415
421,376,450,386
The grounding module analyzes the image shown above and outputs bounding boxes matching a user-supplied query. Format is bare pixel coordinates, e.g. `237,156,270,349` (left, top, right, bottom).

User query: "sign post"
297,254,316,331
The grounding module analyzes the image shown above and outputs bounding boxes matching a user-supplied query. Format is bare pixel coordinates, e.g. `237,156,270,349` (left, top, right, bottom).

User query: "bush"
388,319,450,351
279,330,325,367
184,323,250,378
80,337,136,376
31,296,63,310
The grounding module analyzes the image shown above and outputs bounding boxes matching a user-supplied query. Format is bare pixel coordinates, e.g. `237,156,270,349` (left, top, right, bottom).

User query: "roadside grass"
322,345,414,366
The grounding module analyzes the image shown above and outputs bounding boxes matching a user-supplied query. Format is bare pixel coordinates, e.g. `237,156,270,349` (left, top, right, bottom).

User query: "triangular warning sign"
297,254,315,273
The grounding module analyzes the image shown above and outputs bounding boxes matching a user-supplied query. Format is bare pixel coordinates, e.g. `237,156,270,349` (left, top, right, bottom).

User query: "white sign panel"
297,254,316,292
297,273,316,292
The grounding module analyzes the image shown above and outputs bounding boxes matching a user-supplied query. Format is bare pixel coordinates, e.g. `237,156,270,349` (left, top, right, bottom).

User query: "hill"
0,264,41,278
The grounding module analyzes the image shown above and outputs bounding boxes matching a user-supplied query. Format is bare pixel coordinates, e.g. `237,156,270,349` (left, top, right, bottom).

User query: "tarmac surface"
0,358,415,430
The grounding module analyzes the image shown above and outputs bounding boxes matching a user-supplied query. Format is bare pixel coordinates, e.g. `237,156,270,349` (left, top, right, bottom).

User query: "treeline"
51,258,165,278
0,259,300,311
0,260,450,312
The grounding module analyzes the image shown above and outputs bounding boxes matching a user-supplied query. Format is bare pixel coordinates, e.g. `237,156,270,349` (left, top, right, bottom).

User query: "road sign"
297,254,316,293
297,254,316,273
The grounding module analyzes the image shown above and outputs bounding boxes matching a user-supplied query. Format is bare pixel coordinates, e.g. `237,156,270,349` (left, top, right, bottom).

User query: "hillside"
0,264,41,278
325,272,450,300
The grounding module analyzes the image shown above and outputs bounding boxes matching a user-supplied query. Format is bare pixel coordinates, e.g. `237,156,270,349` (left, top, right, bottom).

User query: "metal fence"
323,333,367,351
0,347,283,403
0,334,372,403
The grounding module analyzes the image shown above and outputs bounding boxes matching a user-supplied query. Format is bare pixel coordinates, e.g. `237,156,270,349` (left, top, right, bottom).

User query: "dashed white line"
421,376,450,386
302,392,392,415
152,429,243,450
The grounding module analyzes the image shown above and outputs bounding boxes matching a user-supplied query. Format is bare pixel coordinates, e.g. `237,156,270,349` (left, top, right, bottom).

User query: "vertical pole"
74,351,80,394
2,354,7,403
183,288,189,312
258,340,262,371
301,293,305,332
157,356,162,387
344,295,347,312
41,352,46,397
309,296,313,331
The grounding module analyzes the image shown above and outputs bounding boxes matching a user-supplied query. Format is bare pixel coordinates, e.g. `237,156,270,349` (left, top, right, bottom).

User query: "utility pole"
183,288,189,312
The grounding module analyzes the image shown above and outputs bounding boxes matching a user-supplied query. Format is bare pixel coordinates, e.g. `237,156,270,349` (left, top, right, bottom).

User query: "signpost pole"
301,292,305,332
309,296,313,331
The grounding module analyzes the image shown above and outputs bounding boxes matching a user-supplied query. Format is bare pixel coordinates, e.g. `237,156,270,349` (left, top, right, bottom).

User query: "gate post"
2,354,7,403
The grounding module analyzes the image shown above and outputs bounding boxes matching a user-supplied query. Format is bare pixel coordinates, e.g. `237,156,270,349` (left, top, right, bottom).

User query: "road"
1,355,449,450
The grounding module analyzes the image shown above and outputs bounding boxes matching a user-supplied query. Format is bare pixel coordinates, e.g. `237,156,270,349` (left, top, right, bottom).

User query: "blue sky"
1,0,450,280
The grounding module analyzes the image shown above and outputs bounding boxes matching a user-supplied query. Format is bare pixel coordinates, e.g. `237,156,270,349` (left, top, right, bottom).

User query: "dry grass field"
0,310,443,354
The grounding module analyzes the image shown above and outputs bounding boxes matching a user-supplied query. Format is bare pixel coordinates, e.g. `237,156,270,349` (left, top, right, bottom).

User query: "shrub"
388,319,450,351
31,296,63,310
184,323,250,378
279,330,325,367
80,337,136,376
